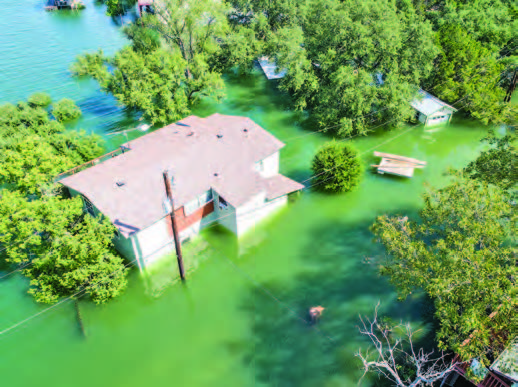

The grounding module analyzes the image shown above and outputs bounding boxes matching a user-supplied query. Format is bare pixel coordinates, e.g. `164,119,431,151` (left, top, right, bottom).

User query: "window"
219,196,228,210
83,196,95,216
184,190,213,216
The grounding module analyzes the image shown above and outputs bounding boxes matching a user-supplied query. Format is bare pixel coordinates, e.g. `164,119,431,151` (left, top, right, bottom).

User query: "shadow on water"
230,217,433,387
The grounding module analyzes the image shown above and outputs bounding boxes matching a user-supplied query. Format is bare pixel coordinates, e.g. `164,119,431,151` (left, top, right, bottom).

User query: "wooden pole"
504,68,517,103
163,171,185,281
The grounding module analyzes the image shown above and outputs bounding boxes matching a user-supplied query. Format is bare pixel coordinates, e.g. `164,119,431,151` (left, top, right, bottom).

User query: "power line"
0,257,137,337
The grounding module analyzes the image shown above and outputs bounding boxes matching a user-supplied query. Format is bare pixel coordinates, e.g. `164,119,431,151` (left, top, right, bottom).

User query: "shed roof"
258,56,287,80
60,114,303,235
491,337,518,382
410,89,457,116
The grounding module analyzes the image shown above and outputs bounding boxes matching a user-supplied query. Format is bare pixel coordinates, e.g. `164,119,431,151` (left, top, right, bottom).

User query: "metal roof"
410,89,458,116
258,57,287,80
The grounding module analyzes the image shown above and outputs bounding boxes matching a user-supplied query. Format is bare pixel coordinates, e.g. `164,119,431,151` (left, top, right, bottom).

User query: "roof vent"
116,180,126,187
243,128,248,133
216,134,223,139
187,132,194,137
214,173,219,177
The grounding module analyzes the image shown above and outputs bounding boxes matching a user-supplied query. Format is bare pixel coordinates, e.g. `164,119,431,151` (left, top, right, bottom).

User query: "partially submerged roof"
60,114,302,235
491,337,518,382
258,56,287,80
410,89,457,116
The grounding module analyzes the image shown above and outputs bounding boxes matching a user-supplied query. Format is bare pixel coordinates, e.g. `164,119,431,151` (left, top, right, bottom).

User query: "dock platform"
372,151,426,178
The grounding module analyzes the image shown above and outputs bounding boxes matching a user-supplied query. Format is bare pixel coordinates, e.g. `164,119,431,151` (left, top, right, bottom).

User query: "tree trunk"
75,299,87,338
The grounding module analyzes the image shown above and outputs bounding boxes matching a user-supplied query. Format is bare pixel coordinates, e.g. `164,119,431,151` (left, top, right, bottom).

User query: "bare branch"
356,305,459,386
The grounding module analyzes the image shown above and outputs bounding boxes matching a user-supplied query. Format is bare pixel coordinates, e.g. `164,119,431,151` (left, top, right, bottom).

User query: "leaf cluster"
311,141,363,193
0,96,129,305
372,176,517,361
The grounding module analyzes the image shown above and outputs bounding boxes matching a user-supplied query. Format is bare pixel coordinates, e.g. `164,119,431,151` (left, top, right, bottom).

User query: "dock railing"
54,147,128,182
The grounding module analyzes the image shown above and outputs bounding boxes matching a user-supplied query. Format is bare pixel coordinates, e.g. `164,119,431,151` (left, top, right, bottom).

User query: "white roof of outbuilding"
258,56,287,80
410,89,457,116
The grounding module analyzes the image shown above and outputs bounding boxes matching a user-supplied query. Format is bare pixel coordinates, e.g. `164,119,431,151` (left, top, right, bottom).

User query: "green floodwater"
0,2,490,387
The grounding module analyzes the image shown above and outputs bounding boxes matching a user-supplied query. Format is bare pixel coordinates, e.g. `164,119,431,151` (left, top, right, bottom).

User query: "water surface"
0,3,488,386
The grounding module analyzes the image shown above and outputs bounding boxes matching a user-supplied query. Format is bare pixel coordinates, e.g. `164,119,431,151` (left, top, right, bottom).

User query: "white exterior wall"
417,110,452,126
255,152,280,178
235,193,288,236
212,191,238,234
131,210,219,270
132,216,175,268
426,110,451,126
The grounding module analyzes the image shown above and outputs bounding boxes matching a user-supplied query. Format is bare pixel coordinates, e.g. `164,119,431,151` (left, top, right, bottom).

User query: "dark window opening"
83,196,95,216
219,196,228,210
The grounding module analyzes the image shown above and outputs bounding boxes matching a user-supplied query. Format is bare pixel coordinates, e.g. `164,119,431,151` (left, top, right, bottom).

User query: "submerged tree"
372,176,517,363
52,98,82,122
464,132,517,191
0,100,102,194
428,24,511,125
0,96,128,316
311,142,363,193
72,0,235,125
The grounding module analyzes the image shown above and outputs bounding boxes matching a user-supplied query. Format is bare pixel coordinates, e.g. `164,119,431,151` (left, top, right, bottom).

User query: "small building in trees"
258,56,287,80
58,114,303,271
410,89,457,126
45,0,84,10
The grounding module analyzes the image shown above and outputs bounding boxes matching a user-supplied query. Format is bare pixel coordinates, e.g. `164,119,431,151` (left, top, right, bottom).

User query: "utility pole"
163,171,185,281
504,68,517,103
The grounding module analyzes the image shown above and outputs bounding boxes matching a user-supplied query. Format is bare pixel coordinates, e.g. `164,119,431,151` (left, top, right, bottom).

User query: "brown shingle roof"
60,114,302,235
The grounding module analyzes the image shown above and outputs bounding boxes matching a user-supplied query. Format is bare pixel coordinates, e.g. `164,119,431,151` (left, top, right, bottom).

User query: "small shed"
257,56,287,80
410,89,457,126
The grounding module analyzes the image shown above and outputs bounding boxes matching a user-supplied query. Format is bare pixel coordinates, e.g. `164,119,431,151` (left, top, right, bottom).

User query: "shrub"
27,92,52,108
52,98,82,122
311,141,363,193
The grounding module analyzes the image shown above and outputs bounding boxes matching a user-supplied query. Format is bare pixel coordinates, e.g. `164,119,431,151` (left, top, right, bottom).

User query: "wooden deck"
372,151,426,178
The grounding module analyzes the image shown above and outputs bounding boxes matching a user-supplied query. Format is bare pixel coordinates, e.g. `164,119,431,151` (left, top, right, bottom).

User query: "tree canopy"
311,141,363,192
0,101,102,195
372,176,517,363
0,96,128,306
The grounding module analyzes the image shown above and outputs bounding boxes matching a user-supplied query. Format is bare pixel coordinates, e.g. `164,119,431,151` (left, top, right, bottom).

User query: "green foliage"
73,43,225,125
429,0,516,51
0,191,128,304
311,141,363,192
233,0,437,136
27,92,52,108
0,136,73,195
464,132,517,191
0,191,83,264
123,23,161,53
0,95,128,306
429,25,511,125
0,100,102,194
372,176,517,362
26,215,128,304
52,98,82,122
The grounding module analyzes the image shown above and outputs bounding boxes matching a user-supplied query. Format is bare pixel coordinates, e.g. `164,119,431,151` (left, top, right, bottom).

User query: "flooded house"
45,0,84,10
411,89,457,126
58,114,303,271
